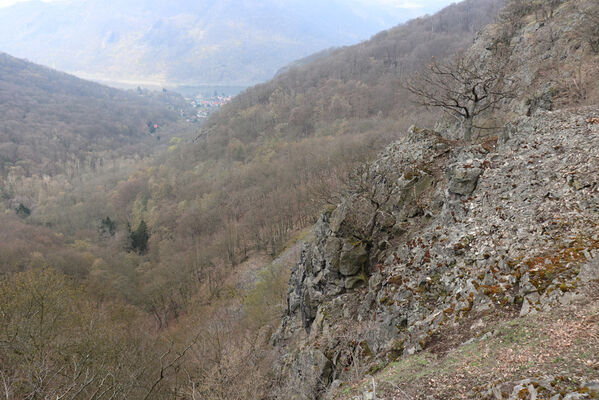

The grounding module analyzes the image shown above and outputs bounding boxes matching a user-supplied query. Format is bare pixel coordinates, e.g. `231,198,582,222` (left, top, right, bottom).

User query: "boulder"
448,166,482,196
329,195,377,238
339,240,368,276
578,258,598,284
292,349,333,389
583,381,599,396
324,237,342,272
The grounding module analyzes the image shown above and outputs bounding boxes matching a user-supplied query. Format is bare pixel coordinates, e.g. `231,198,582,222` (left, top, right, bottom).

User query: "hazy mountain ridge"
0,0,445,87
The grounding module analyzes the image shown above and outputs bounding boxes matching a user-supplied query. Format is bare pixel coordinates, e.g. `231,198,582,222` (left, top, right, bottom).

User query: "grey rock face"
329,195,377,239
578,258,599,284
273,109,599,399
477,376,599,400
339,241,368,276
283,348,334,400
324,237,342,272
448,166,483,196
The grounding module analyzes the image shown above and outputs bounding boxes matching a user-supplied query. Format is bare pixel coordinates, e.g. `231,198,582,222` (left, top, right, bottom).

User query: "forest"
1,0,598,398
0,52,195,177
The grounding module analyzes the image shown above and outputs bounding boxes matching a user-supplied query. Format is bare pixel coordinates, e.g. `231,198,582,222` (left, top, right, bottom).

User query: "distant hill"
0,0,456,87
0,52,191,177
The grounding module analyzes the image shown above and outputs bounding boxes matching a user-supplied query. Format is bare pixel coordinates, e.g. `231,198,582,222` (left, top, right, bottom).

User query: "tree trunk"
464,118,473,142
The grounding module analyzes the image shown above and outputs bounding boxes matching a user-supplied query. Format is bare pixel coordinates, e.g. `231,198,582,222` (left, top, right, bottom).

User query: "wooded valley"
1,0,599,398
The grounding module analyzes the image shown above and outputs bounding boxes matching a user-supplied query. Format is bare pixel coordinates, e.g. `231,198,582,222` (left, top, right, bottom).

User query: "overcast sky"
0,0,458,10
368,0,456,9
0,0,58,5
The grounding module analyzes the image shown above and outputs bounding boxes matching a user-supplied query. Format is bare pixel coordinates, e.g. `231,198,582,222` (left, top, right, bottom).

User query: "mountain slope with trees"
271,0,599,398
0,52,194,178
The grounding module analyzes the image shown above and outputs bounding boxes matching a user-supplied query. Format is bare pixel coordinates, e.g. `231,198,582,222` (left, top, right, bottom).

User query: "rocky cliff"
272,107,599,399
270,2,599,397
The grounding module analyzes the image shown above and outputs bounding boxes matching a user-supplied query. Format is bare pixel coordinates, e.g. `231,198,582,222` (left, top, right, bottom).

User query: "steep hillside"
470,0,599,116
0,0,453,87
271,1,599,398
203,0,504,146
0,52,193,177
275,109,599,399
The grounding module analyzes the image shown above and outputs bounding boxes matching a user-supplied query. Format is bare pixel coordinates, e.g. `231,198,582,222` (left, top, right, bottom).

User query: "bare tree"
579,4,599,53
543,0,565,19
499,0,536,22
405,53,515,141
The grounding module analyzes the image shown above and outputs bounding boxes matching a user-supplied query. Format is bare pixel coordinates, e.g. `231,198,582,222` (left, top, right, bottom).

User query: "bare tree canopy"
580,3,599,53
404,52,515,141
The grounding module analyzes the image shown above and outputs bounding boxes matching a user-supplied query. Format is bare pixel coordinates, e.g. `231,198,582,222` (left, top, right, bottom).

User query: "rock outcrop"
272,109,599,399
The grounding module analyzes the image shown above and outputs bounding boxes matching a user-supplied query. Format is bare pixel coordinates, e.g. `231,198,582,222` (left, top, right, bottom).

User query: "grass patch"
330,295,599,399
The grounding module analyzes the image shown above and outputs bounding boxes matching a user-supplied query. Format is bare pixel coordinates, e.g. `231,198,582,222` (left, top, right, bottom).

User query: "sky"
0,0,63,5
373,0,456,9
0,0,458,9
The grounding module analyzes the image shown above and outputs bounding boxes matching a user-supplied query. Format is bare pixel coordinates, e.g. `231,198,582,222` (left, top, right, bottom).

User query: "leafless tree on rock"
405,53,515,141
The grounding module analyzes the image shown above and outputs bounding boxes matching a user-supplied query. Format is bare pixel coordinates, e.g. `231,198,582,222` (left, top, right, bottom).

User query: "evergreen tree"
147,121,156,134
15,203,31,217
99,216,116,238
129,220,150,254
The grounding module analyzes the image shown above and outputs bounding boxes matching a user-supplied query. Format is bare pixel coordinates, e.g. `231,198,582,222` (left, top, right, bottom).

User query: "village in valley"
134,85,234,124
188,92,233,119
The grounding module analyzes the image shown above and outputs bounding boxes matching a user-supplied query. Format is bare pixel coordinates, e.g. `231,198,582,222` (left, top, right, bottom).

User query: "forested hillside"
179,0,505,265
0,52,194,178
208,0,504,138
